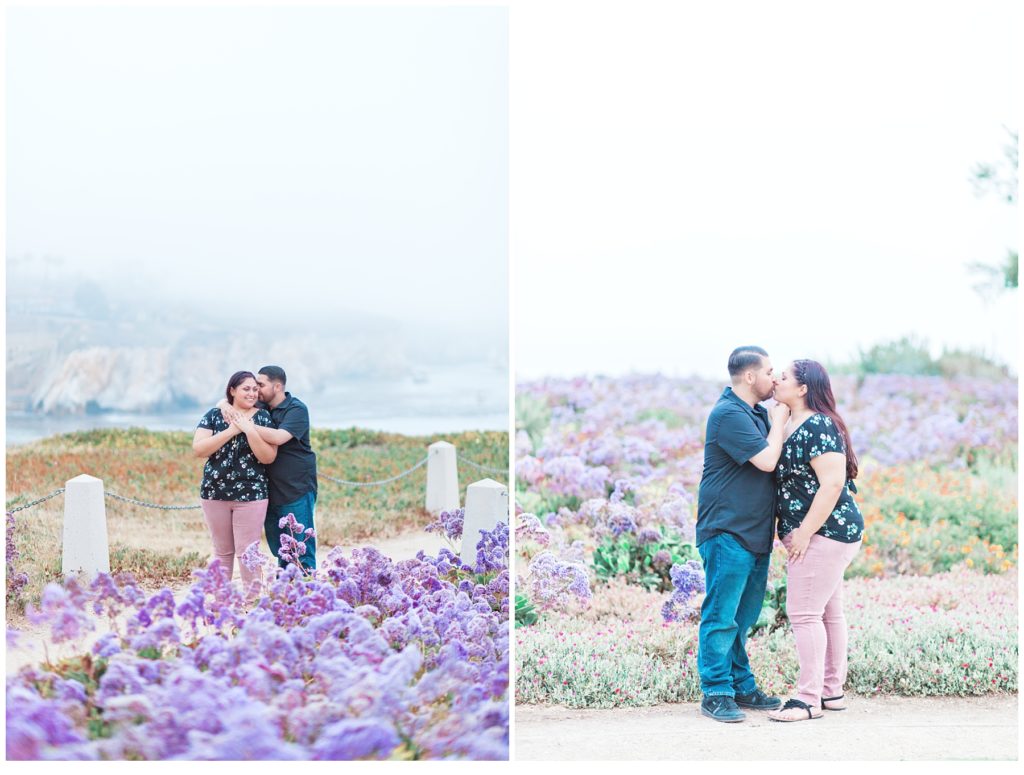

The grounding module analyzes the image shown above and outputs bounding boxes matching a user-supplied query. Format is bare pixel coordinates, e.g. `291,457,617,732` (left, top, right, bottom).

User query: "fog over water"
6,5,509,442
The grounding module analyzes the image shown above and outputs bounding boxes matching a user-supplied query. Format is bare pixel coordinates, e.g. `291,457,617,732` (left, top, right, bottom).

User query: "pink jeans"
200,498,268,591
782,532,862,706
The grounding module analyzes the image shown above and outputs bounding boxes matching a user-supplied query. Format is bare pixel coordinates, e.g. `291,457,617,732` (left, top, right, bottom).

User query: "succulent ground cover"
5,427,507,610
515,374,1017,707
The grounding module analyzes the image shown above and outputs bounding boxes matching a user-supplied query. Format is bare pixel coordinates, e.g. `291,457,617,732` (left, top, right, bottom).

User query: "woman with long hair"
192,371,278,592
767,359,864,722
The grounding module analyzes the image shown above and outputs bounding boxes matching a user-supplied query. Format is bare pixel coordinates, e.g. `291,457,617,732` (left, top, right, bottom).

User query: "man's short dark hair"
727,346,768,378
258,365,287,385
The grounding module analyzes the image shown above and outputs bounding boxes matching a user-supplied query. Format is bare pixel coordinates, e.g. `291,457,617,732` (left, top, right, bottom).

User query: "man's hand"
215,398,231,424
769,402,791,427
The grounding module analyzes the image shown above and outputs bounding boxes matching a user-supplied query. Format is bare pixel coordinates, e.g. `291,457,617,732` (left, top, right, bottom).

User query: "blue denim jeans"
697,531,770,697
265,491,317,571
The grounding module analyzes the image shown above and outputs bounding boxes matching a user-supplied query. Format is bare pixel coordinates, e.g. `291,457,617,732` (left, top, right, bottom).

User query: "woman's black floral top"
197,408,274,501
776,413,863,543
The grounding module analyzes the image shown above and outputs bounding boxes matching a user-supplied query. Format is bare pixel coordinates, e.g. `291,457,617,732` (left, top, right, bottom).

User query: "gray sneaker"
701,695,746,723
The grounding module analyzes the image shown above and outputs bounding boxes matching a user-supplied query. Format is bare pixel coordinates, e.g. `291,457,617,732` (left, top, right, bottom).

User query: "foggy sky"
512,1,1019,379
7,6,508,336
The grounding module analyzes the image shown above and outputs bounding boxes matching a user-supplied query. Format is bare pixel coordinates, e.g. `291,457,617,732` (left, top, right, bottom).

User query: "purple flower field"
6,515,509,761
515,373,1017,705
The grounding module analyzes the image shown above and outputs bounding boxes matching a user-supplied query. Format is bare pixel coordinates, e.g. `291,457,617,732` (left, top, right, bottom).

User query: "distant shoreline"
5,411,509,448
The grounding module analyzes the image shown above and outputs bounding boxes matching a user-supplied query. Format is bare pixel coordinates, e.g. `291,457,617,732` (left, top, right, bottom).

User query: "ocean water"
6,364,509,446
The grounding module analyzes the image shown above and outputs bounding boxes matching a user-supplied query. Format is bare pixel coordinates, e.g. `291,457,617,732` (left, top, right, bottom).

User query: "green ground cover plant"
6,427,507,615
515,570,1017,707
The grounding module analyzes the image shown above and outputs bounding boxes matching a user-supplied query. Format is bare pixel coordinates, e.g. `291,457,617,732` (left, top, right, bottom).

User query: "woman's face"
230,377,259,408
773,364,806,407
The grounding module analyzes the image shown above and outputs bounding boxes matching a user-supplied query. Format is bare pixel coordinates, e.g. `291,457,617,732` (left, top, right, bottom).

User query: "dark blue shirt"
696,387,775,555
261,393,318,505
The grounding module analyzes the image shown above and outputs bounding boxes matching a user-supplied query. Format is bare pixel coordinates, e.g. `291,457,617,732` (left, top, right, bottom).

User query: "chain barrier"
319,456,430,487
8,451,505,509
460,457,509,476
105,491,202,510
7,488,66,514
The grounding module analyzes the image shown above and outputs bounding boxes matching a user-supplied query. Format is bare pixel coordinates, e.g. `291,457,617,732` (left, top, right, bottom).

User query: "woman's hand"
787,528,812,563
222,408,245,432
769,402,791,427
231,411,256,434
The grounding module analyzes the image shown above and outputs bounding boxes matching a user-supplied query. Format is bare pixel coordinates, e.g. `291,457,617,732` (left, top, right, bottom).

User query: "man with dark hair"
221,365,318,570
696,346,789,722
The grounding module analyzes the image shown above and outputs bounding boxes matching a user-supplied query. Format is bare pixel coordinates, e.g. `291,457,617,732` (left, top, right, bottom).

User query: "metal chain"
105,491,202,510
460,457,509,476
319,456,430,487
7,488,66,514
8,450,504,509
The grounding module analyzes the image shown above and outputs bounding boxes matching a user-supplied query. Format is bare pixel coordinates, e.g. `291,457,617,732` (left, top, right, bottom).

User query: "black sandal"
822,695,846,711
769,698,822,722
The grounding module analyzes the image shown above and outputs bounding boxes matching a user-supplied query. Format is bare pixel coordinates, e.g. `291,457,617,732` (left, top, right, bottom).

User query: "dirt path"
513,695,1018,760
6,530,453,675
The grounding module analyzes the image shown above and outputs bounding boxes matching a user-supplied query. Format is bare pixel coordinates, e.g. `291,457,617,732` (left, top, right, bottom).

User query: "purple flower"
311,718,401,760
425,508,465,542
637,527,662,545
662,559,705,623
26,583,94,645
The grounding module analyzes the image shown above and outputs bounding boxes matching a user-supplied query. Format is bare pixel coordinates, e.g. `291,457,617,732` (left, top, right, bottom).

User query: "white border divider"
460,478,509,566
62,474,110,577
425,441,460,513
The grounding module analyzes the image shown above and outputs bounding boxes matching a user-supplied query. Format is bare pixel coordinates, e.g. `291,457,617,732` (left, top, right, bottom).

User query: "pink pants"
200,498,268,591
782,532,862,707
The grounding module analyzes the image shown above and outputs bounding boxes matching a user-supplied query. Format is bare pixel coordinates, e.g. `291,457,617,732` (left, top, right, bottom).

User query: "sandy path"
513,695,1019,760
6,530,454,674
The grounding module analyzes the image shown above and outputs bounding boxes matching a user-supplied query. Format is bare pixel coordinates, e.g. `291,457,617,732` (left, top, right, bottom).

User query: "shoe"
822,694,846,711
701,695,746,723
767,698,823,722
734,688,782,710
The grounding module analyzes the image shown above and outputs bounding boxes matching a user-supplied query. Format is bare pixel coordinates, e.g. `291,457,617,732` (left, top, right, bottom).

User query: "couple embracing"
697,346,864,723
191,365,318,592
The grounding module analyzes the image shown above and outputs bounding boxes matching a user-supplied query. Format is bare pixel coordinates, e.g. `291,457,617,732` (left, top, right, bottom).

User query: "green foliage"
515,394,551,454
108,546,206,584
592,530,696,593
514,489,580,518
6,426,507,615
751,578,787,636
934,347,1011,379
971,128,1017,206
516,571,1017,708
969,129,1017,296
857,336,940,376
515,594,539,628
837,336,1010,379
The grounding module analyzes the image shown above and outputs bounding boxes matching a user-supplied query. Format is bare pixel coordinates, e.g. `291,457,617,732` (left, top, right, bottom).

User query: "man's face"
256,375,281,404
750,357,776,402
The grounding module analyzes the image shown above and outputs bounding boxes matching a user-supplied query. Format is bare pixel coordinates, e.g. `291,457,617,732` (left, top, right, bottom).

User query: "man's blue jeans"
265,491,317,571
697,531,770,697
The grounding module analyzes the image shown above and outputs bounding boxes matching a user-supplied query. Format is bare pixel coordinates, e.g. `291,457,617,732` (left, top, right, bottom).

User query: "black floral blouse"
196,408,274,501
776,413,863,543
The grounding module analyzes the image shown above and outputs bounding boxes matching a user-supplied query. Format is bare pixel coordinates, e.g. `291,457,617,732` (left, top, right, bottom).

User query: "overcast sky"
7,5,507,336
512,0,1019,379
5,2,1020,384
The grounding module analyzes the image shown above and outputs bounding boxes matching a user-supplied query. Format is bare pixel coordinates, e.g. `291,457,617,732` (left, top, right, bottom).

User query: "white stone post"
425,441,459,514
62,474,110,577
460,478,509,566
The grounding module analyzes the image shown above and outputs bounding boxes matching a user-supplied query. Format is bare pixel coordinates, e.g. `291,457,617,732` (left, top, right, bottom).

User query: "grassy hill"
6,427,508,608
